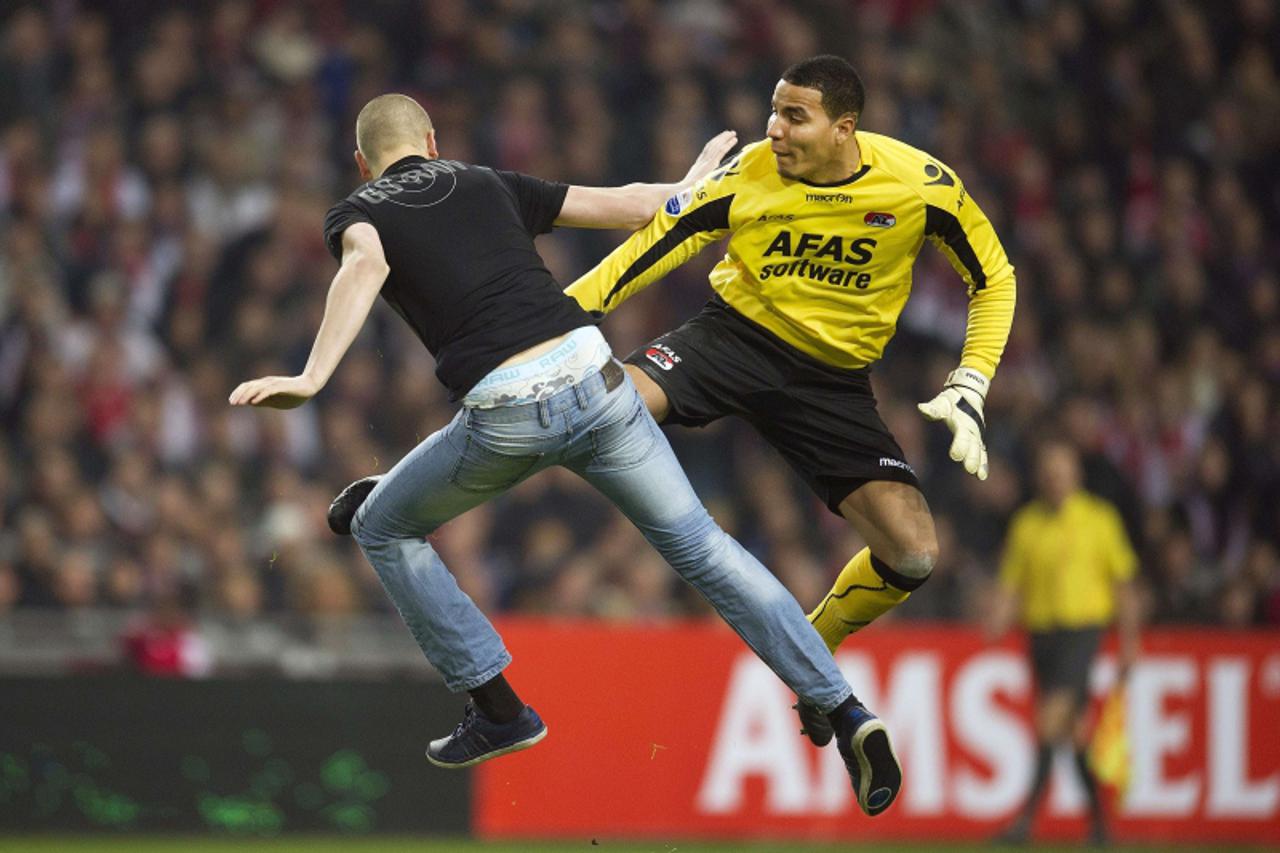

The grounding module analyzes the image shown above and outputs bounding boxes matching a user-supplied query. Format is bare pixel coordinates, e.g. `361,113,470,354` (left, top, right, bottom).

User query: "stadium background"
0,0,1277,849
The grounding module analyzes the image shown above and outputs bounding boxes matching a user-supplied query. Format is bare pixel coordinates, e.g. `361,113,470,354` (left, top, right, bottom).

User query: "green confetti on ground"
72,784,140,826
250,769,286,799
263,758,294,784
352,770,389,802
323,802,375,832
197,794,283,834
292,782,324,810
242,729,273,757
1,753,30,790
181,755,210,783
320,750,366,794
81,747,110,772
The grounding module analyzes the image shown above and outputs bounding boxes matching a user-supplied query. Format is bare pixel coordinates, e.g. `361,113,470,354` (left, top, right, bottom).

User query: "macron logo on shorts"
644,344,681,371
879,457,915,474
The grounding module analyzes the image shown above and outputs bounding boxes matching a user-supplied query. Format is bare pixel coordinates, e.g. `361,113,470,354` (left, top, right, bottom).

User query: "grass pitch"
0,840,1267,853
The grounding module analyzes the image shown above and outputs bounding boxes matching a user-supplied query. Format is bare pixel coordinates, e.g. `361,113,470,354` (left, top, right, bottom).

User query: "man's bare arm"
985,582,1021,642
229,222,389,409
555,130,737,231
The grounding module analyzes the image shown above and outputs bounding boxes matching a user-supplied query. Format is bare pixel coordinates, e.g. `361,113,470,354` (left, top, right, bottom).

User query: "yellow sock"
808,548,912,653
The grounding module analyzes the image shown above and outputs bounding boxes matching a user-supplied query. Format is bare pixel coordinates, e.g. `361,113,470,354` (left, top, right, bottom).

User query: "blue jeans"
351,365,853,712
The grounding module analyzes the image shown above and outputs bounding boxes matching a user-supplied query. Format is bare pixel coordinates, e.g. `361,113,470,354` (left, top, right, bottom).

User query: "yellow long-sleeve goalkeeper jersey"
567,134,1016,378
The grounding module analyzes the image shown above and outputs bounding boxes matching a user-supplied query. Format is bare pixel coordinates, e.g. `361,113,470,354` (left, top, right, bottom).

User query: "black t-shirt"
322,156,594,399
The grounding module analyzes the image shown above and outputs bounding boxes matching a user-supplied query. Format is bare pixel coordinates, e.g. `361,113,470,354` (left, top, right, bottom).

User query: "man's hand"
556,131,738,231
229,374,321,409
918,367,990,480
681,130,739,185
1115,580,1141,682
985,583,1019,643
1117,639,1139,683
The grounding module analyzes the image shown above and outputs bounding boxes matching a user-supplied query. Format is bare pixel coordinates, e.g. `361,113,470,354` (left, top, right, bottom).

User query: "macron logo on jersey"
805,192,854,204
665,189,693,216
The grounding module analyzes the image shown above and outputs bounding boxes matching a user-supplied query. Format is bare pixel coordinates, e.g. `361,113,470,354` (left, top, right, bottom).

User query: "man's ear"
834,113,858,145
426,130,438,159
355,149,374,181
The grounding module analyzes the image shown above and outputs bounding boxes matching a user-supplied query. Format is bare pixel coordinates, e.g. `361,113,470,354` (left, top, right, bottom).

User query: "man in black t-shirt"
230,94,902,816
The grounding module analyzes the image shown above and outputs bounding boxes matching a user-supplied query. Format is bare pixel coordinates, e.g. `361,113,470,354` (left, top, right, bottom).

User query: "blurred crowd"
1,0,1277,644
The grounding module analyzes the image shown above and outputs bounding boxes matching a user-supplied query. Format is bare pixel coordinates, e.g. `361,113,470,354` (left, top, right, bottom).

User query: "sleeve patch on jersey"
664,189,693,216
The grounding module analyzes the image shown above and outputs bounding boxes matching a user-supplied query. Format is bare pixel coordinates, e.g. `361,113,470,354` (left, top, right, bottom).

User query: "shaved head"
355,94,434,171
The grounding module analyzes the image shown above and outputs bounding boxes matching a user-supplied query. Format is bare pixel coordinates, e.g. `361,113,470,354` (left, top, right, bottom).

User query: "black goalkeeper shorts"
625,296,920,516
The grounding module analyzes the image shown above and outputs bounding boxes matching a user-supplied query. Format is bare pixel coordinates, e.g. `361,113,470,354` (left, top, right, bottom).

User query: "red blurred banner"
476,620,1280,844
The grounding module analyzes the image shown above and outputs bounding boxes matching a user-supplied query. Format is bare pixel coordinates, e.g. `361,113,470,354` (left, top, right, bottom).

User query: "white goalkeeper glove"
918,367,990,480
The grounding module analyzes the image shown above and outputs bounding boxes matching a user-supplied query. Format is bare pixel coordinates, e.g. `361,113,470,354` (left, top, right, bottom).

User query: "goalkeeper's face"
767,81,854,182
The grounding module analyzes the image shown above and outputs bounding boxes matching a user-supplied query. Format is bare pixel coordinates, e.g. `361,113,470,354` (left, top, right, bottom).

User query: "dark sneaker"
426,703,548,769
793,700,834,747
834,702,902,816
327,475,381,535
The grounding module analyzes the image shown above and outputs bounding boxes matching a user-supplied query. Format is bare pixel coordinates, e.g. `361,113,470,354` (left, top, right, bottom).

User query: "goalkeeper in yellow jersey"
567,55,1016,746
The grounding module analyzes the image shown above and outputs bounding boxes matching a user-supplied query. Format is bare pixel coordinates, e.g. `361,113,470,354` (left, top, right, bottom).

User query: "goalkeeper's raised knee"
808,547,933,653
